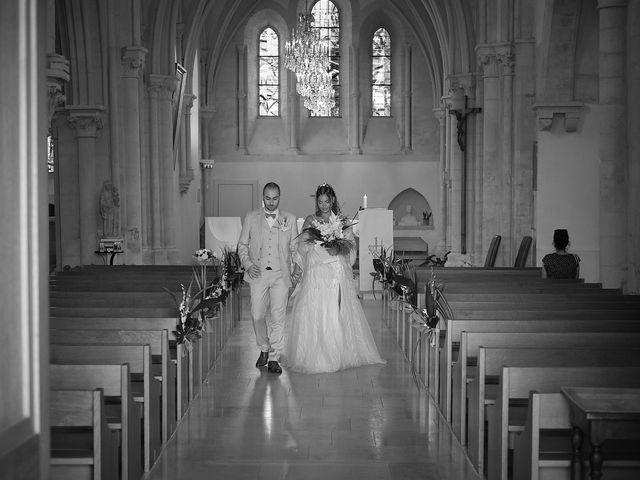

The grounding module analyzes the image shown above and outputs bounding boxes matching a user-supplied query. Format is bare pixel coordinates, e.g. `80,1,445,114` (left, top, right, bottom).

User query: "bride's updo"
315,183,341,216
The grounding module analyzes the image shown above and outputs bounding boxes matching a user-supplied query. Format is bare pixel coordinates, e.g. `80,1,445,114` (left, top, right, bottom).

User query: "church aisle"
145,298,481,480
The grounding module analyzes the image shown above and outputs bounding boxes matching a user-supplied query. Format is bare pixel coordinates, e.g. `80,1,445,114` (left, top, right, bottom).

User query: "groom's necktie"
265,213,276,219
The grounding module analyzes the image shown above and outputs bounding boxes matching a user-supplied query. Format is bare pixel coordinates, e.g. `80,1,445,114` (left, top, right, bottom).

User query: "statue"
99,180,120,238
398,205,419,226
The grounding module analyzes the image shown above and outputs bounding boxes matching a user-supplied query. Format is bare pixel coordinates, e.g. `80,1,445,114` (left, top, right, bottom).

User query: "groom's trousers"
249,269,289,361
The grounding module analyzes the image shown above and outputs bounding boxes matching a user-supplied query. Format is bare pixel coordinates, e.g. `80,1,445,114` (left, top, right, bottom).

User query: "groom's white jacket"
237,209,299,287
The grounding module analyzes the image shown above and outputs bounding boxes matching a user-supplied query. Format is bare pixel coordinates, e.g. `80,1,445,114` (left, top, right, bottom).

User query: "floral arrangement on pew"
370,250,453,387
165,247,243,346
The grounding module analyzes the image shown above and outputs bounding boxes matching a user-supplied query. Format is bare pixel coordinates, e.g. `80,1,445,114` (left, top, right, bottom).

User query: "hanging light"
284,7,335,115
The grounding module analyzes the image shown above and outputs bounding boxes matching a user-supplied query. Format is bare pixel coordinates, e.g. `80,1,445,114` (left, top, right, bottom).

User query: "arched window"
372,27,391,117
258,27,280,116
311,0,340,117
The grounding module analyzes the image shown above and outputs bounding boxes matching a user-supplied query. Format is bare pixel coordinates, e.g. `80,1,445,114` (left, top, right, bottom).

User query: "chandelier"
284,11,335,115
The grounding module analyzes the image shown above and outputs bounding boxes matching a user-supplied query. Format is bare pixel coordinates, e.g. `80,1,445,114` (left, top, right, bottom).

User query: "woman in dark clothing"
541,229,580,279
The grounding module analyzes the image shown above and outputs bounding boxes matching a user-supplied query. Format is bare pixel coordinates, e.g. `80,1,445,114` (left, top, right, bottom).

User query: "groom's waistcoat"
260,220,281,271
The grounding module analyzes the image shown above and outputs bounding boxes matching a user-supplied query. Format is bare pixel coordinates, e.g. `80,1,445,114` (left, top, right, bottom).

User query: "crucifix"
449,94,481,152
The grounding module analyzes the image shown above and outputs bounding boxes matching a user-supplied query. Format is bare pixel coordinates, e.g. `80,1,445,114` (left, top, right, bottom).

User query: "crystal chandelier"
284,10,335,115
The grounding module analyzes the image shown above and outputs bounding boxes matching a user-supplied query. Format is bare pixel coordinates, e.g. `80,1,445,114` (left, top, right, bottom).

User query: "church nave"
145,297,480,480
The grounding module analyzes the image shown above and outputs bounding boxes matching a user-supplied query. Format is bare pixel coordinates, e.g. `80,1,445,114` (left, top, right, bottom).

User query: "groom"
238,182,299,374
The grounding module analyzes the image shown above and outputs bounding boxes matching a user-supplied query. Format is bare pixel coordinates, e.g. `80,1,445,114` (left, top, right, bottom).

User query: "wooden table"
561,386,640,480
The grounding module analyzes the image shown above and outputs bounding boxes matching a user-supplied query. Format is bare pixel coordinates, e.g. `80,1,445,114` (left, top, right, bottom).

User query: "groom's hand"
247,264,261,279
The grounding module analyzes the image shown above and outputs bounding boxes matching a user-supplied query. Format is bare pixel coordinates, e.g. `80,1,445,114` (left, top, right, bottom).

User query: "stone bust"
398,205,419,226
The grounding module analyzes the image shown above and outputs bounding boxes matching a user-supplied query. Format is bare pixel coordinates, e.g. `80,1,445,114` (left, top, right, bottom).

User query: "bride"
283,183,386,374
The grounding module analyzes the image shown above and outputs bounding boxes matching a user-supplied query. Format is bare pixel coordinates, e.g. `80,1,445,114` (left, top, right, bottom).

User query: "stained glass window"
311,0,340,117
259,27,280,116
372,28,391,116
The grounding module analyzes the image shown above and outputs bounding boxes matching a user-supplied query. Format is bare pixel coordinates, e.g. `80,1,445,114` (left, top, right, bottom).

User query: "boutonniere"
277,216,291,232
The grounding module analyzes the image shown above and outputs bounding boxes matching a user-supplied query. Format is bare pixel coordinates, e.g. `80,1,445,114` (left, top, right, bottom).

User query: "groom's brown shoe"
267,361,282,374
256,351,269,367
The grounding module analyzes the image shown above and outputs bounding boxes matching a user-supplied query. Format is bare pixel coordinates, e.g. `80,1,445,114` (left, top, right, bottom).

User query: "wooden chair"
50,388,119,480
514,235,533,267
486,366,640,480
484,235,501,267
513,392,640,480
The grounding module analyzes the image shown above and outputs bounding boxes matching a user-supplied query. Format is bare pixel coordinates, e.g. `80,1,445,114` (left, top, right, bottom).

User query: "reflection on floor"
145,297,481,480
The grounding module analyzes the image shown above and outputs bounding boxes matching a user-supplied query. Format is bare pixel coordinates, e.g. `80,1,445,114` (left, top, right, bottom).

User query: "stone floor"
144,298,481,480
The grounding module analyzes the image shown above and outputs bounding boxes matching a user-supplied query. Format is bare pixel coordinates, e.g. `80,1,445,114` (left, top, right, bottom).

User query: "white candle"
363,194,367,209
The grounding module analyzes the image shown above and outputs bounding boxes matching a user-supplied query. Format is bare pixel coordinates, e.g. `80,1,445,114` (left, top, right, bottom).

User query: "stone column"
349,44,361,154
200,160,215,217
402,45,412,152
147,74,178,263
473,78,485,264
180,93,196,193
433,108,447,254
476,45,501,263
200,106,214,158
236,44,248,154
497,45,515,264
121,46,146,264
598,0,628,288
67,106,104,264
288,70,299,153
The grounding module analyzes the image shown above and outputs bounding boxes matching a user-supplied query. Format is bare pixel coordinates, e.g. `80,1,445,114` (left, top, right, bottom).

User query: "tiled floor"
145,297,481,480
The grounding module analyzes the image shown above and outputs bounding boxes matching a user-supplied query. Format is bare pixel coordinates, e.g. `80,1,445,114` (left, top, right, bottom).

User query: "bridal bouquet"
303,212,356,256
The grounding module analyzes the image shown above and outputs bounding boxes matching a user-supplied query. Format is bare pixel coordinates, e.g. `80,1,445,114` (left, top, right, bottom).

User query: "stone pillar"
180,93,196,193
448,106,462,253
598,0,628,288
433,108,447,254
287,70,299,153
67,106,104,264
477,45,502,263
402,45,412,152
147,74,178,263
200,160,215,217
200,106,214,158
497,45,515,264
121,46,146,264
473,78,485,264
350,44,361,154
236,44,248,154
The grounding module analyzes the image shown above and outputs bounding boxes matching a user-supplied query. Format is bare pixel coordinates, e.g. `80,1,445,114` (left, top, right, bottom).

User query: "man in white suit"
238,182,299,374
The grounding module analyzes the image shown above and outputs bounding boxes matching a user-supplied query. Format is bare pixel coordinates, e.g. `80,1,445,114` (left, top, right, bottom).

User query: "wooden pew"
50,364,142,480
513,392,640,480
454,331,640,451
50,388,119,480
466,346,640,474
486,366,640,480
50,329,176,443
433,317,640,419
50,316,196,418
50,344,161,472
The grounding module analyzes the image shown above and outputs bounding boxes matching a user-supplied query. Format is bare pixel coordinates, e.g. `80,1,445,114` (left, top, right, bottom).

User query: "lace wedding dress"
282,224,386,374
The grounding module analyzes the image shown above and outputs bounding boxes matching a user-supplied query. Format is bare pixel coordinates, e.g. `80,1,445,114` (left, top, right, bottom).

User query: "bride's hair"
315,183,341,216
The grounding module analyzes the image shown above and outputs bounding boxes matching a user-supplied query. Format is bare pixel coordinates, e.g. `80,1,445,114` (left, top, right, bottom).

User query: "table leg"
571,426,583,480
589,444,602,480
109,251,117,265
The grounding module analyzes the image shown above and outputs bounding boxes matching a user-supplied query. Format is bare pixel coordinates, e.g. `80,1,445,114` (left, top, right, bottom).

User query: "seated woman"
541,229,580,279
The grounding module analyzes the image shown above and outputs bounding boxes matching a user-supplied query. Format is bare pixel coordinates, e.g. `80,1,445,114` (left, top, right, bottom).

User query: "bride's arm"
342,225,357,266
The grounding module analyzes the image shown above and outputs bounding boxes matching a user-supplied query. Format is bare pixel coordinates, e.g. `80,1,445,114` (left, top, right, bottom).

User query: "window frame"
257,26,281,118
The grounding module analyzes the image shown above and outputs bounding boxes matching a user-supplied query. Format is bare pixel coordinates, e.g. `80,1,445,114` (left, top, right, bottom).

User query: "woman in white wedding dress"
283,184,386,374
